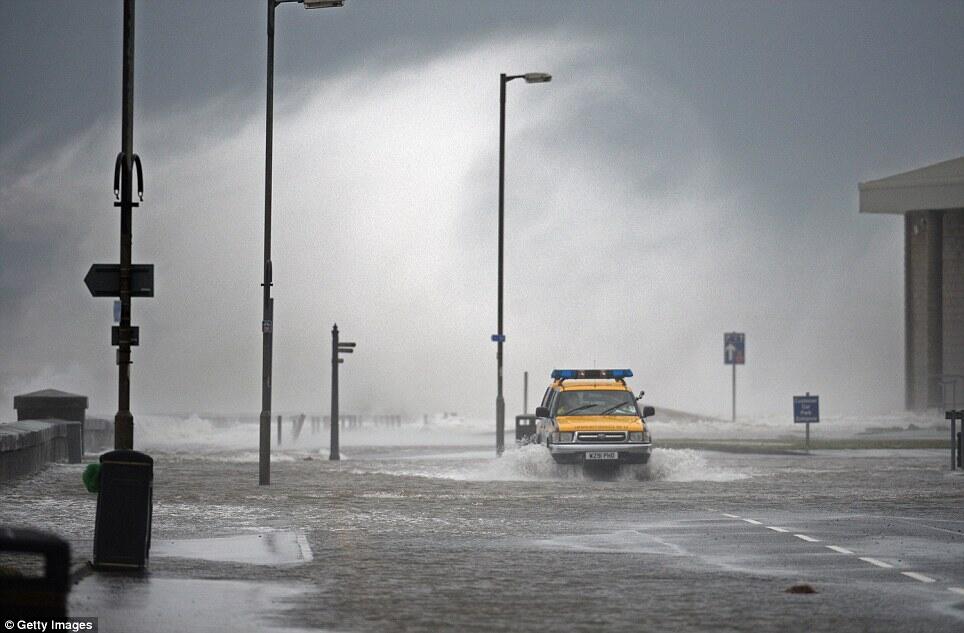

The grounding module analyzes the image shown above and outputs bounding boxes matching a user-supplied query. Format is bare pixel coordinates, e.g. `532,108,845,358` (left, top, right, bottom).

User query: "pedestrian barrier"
0,527,70,619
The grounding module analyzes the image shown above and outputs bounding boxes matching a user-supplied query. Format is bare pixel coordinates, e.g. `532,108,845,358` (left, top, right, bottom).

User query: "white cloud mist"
2,30,904,422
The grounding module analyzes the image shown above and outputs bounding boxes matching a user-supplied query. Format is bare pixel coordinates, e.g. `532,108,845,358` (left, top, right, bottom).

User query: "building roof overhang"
859,156,964,214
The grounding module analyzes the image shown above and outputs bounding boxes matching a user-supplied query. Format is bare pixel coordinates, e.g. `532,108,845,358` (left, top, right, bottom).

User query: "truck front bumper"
548,442,653,464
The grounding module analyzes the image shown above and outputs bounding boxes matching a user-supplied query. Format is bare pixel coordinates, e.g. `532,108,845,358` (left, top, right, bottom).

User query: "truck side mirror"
642,406,655,418
535,406,550,418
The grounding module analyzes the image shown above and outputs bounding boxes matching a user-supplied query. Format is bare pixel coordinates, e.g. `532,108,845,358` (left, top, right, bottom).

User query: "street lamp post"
260,0,345,486
496,71,551,457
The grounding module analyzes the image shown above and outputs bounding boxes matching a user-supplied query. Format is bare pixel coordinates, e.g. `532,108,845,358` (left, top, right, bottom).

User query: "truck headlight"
551,432,573,443
628,432,643,442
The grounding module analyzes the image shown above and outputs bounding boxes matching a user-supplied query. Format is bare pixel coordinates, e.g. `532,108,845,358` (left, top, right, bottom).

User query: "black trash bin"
93,449,153,570
0,527,71,619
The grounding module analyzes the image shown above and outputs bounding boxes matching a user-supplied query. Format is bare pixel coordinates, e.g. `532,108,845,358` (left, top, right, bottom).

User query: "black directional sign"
84,264,154,297
112,326,140,346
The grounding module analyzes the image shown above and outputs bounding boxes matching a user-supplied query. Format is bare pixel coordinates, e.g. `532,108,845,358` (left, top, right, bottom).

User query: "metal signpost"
330,324,355,461
85,0,152,450
724,332,745,422
793,393,820,451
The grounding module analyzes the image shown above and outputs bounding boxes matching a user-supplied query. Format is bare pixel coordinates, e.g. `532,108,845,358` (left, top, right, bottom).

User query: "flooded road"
2,426,963,632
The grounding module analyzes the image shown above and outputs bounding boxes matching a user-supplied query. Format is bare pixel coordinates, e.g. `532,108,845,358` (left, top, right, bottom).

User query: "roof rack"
551,369,633,383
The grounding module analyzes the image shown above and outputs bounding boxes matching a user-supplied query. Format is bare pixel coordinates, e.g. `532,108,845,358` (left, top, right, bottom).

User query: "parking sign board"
724,332,745,365
793,395,820,423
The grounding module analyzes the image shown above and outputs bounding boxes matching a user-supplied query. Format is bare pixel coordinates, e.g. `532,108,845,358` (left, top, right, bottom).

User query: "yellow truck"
532,369,654,465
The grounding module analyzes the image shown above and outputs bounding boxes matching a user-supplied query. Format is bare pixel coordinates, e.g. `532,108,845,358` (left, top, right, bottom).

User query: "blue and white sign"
113,300,121,323
724,332,745,365
793,395,820,423
491,334,505,343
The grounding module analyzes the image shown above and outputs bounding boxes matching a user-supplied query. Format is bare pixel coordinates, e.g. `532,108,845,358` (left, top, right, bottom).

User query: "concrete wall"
0,420,81,482
905,208,964,409
943,211,964,406
905,211,941,408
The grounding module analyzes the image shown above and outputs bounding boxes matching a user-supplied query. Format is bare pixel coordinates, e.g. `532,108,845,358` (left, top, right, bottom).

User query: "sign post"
724,332,745,422
793,393,820,452
330,324,356,461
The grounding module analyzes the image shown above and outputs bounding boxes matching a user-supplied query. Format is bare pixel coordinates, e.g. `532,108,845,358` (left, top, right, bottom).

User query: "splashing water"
389,444,749,482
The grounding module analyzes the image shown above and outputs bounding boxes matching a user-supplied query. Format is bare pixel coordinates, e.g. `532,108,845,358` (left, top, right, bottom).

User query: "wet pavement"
1,435,963,632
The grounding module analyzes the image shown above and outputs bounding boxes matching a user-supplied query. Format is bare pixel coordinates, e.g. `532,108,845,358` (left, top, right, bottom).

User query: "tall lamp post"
260,0,346,486
495,71,551,457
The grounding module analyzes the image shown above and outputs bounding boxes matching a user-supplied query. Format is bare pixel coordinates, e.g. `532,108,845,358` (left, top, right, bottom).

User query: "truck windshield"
554,390,638,416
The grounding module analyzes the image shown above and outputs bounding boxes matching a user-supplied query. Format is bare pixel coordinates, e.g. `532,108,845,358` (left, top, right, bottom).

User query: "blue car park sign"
794,395,820,423
724,332,745,365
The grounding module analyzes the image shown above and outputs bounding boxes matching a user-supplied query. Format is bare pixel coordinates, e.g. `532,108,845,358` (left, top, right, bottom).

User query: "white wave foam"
639,448,749,482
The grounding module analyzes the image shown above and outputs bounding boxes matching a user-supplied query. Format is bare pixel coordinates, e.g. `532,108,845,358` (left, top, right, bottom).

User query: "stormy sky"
2,1,963,420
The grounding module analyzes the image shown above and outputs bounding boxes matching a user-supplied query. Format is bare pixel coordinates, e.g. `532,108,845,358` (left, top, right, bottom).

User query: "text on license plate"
585,451,618,460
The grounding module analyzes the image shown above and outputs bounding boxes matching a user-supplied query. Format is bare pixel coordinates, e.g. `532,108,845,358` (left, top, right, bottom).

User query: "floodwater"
1,415,962,632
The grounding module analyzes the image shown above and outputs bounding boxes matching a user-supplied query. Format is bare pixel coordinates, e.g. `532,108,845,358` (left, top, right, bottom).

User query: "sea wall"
0,420,81,482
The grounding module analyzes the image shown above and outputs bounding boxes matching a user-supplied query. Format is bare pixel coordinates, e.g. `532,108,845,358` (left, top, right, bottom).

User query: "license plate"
585,451,618,461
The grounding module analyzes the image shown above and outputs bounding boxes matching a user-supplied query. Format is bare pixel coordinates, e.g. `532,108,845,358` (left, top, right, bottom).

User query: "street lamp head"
302,0,344,8
523,72,552,83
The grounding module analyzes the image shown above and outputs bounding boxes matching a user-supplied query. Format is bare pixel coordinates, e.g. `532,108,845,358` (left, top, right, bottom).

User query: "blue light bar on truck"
551,369,633,380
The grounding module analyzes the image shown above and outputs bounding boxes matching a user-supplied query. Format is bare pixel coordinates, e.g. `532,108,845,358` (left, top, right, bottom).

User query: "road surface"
2,439,962,632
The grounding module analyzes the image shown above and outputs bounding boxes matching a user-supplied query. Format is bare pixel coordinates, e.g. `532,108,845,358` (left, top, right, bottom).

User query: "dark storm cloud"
2,1,963,418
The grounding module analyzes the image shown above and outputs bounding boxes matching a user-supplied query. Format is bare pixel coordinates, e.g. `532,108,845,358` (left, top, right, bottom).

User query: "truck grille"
576,432,626,443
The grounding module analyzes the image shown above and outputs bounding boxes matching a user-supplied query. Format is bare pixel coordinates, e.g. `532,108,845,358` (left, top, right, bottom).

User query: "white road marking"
794,534,820,542
722,513,740,518
858,514,964,536
859,557,893,569
742,518,762,525
901,571,936,583
826,545,854,555
948,587,964,596
297,531,313,563
766,526,789,533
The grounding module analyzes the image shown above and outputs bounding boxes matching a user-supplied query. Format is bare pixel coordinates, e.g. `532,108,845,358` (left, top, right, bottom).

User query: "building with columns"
859,157,964,410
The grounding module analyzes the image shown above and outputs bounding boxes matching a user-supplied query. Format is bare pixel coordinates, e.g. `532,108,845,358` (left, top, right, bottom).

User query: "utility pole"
258,0,346,487
495,73,507,457
330,324,355,460
494,71,550,457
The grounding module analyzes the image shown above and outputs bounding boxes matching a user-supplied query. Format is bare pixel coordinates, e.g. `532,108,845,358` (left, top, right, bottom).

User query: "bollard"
0,528,70,619
947,410,963,471
93,449,153,570
958,431,963,468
